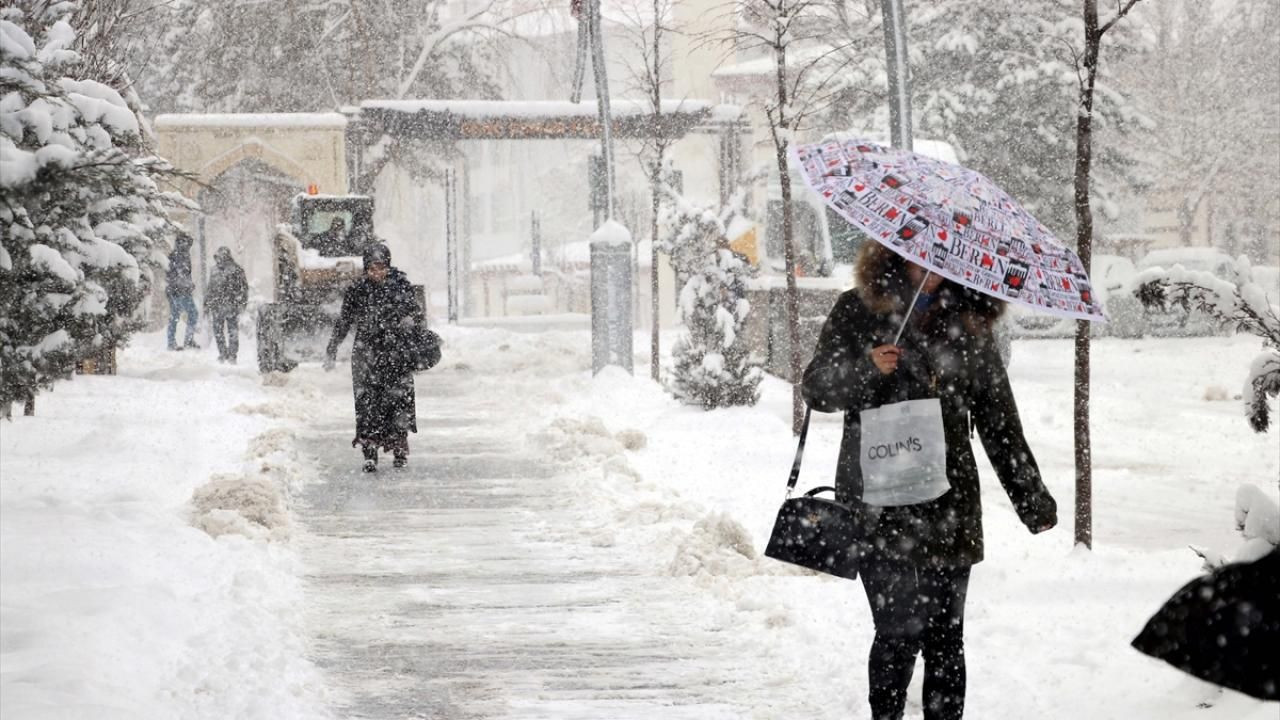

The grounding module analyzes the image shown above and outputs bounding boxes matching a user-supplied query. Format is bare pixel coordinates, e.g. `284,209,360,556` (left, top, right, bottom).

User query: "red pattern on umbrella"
791,139,1106,323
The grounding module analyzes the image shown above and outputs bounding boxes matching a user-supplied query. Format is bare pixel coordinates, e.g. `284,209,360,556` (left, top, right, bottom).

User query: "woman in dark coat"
325,243,424,472
801,243,1057,720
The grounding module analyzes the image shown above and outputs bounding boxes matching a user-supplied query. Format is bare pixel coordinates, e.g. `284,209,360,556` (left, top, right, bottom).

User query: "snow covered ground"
0,337,329,720
1,327,1276,719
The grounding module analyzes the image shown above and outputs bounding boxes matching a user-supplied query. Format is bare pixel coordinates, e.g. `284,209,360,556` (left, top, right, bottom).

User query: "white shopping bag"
859,398,950,506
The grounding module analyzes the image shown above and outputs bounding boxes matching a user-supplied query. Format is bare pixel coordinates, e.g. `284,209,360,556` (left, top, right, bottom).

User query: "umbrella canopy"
791,139,1106,322
1131,547,1279,701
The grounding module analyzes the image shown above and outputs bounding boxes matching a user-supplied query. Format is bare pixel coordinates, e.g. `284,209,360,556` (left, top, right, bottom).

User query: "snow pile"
192,472,290,541
667,512,763,579
533,417,647,482
0,338,328,719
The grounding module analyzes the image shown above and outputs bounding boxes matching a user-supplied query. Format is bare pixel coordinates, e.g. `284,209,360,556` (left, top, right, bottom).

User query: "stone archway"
153,113,350,298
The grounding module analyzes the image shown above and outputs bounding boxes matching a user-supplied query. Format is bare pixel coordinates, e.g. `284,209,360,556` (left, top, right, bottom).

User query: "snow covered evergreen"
1,2,185,414
660,189,761,409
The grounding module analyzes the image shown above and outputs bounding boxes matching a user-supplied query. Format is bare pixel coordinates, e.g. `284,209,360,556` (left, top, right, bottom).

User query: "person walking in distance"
324,243,425,472
166,233,199,351
205,247,249,363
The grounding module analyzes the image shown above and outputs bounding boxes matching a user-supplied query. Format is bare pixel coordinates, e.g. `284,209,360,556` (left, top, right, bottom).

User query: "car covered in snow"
1251,265,1280,303
1132,247,1243,337
1007,254,1145,339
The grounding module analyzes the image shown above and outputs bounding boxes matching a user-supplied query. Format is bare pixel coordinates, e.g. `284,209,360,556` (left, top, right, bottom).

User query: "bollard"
590,220,634,375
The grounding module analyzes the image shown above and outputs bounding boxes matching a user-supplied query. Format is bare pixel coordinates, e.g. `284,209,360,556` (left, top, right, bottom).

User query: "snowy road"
296,373,775,719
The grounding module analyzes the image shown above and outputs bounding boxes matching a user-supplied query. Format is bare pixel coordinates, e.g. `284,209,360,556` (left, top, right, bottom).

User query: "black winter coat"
801,257,1056,568
205,257,248,316
326,268,425,449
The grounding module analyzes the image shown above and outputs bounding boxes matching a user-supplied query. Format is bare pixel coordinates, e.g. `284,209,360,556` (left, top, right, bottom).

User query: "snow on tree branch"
2,1,187,415
1134,259,1280,432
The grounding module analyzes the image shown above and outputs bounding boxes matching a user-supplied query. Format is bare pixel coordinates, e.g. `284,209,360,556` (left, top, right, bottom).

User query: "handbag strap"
786,407,813,496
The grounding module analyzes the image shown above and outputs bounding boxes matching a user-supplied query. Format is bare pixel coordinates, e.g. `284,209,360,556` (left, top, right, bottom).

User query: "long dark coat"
205,255,248,317
801,245,1057,568
326,268,423,450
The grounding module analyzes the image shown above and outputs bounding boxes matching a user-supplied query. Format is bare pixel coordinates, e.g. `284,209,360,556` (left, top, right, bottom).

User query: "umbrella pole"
892,270,931,345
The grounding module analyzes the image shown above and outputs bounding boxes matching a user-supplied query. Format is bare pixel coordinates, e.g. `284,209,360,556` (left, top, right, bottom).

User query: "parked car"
1133,247,1241,337
1251,265,1280,304
1007,254,1144,339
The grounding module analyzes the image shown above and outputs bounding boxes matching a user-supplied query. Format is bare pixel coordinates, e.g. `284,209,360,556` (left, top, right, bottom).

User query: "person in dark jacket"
801,243,1057,720
324,243,424,472
205,247,249,363
166,233,199,351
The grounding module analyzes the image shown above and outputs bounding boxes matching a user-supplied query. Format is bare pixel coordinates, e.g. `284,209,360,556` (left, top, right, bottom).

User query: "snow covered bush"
660,190,761,409
1136,257,1280,565
1,2,186,414
1134,256,1280,432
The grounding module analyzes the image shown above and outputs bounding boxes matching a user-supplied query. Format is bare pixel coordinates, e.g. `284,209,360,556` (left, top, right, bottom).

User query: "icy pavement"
296,374,790,719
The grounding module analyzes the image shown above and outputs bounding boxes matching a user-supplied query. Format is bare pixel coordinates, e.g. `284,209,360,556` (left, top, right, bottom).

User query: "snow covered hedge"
1134,256,1280,432
1,2,187,414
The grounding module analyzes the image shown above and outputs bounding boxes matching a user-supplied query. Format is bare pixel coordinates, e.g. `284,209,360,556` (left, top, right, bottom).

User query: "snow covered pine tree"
1,2,184,416
660,191,761,409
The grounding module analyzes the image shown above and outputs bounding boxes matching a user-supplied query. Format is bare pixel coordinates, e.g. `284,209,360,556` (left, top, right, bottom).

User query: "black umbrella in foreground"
1132,547,1279,701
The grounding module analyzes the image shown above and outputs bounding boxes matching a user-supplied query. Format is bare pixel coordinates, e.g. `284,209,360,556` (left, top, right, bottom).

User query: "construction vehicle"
256,193,374,373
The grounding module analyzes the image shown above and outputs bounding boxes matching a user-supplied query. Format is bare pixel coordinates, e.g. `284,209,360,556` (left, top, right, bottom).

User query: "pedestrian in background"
166,233,199,351
205,246,248,363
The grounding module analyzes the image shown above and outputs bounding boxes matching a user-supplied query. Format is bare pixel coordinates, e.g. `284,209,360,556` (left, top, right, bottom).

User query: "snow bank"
0,336,328,719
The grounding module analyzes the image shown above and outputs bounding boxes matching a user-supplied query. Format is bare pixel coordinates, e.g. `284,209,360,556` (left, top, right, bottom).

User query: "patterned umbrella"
791,139,1106,323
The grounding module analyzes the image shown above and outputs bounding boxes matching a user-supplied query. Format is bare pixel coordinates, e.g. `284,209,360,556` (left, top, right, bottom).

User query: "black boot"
362,446,378,473
393,450,408,469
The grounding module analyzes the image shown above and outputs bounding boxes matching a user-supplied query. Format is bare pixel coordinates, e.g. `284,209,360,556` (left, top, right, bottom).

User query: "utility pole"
881,0,913,151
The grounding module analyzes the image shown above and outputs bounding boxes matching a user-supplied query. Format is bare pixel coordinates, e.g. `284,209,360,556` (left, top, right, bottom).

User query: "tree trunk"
23,394,35,417
772,40,803,435
1073,0,1103,550
650,157,662,381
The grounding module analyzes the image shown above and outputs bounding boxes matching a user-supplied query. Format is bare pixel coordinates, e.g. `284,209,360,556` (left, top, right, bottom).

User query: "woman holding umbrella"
802,241,1058,720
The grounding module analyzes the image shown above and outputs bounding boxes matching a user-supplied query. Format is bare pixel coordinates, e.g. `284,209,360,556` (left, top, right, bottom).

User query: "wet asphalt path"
295,374,766,719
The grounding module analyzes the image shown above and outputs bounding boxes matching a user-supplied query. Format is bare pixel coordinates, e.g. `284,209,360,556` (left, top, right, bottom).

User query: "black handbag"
390,324,442,372
409,326,442,371
764,407,863,581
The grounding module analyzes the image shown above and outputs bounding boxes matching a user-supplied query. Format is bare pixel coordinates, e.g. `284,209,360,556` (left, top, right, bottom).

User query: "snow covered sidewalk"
292,361,801,718
0,339,328,720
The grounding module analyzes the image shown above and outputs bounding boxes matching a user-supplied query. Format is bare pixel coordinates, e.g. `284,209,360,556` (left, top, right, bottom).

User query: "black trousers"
860,556,972,720
211,313,239,360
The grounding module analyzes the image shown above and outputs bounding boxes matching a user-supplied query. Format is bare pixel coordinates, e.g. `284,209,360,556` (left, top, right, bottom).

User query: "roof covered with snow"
355,99,737,141
154,113,348,130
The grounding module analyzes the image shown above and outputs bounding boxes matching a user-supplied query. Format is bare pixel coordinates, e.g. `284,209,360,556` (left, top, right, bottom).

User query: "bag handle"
785,407,813,497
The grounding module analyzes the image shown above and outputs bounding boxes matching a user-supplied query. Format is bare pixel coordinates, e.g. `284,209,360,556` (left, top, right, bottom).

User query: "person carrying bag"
785,243,1057,720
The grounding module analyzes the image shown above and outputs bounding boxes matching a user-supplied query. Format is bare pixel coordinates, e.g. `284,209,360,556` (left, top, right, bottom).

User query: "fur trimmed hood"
854,242,1005,334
